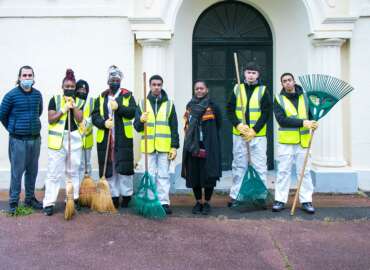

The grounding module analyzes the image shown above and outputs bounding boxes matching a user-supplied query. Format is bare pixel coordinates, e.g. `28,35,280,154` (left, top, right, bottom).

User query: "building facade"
0,0,369,192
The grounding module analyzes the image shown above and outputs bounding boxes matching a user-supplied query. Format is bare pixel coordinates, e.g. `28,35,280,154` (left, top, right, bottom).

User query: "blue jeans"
8,136,41,205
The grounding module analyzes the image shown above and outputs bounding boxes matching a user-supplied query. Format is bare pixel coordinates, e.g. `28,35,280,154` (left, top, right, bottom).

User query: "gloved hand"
110,100,118,111
140,112,149,123
236,123,249,135
104,118,114,129
61,99,74,114
303,120,319,130
78,121,87,134
168,148,177,161
244,128,256,142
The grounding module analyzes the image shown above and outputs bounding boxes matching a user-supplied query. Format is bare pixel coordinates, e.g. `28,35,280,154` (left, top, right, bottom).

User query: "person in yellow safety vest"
43,69,84,216
133,74,180,215
273,73,318,214
75,80,94,182
226,62,272,207
91,65,137,209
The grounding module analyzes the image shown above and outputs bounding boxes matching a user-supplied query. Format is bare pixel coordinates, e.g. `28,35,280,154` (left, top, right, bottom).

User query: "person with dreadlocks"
43,69,83,216
92,65,137,209
75,80,94,181
181,80,222,215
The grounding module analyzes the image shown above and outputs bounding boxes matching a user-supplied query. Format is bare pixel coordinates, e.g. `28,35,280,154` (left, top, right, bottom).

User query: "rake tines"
298,74,354,121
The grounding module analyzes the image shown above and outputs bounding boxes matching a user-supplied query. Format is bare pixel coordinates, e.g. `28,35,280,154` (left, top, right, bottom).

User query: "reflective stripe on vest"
140,99,172,153
276,93,311,148
96,94,133,143
48,95,80,150
80,97,94,149
232,84,267,136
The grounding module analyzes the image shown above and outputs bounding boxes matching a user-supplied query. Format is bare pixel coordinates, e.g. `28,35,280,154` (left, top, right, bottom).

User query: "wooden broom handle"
290,129,315,216
67,108,72,178
233,52,252,163
143,72,148,172
102,123,112,178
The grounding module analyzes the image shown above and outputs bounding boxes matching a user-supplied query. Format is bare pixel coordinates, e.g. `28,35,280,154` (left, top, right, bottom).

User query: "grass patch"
8,205,34,217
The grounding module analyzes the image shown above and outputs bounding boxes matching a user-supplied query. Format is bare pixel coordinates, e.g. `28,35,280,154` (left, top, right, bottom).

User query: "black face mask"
64,89,75,97
76,92,88,100
109,82,120,92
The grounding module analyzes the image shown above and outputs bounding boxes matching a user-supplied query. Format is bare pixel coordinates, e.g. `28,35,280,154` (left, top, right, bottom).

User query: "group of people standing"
0,63,318,216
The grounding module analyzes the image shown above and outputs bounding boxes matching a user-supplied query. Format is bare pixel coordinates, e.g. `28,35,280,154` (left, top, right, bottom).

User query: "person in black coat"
181,80,222,215
92,65,137,208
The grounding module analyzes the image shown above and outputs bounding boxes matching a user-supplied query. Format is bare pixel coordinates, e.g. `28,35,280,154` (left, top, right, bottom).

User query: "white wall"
349,16,370,189
0,17,135,179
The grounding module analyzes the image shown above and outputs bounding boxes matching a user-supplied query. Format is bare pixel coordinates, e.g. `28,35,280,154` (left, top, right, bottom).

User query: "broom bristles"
91,177,117,213
64,181,75,220
79,175,96,207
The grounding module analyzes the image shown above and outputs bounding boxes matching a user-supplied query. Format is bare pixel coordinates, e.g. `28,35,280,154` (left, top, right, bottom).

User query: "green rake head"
131,172,166,220
299,74,354,121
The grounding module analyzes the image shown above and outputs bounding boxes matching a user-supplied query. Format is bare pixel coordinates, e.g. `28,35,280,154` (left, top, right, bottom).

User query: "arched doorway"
192,1,274,171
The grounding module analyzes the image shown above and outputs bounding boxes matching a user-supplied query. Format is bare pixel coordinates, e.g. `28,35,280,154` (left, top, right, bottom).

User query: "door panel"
193,45,273,170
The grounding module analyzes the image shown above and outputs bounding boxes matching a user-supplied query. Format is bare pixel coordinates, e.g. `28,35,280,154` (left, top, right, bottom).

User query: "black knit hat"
244,62,261,73
76,79,89,94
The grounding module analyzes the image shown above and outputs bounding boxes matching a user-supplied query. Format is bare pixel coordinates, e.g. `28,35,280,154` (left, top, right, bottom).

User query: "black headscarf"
76,79,89,100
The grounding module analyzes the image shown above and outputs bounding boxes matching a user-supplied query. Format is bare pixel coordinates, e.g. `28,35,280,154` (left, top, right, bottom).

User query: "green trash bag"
131,171,166,220
232,165,273,211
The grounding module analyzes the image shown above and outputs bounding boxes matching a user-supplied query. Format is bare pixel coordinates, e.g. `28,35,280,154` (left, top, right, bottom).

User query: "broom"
64,108,75,220
290,74,354,215
79,147,96,207
90,126,116,213
130,72,166,219
231,53,273,211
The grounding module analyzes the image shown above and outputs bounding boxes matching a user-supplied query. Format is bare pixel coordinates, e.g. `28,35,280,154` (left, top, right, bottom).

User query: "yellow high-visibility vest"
77,97,94,149
232,84,267,136
48,95,81,150
96,94,133,143
139,99,172,153
275,93,311,148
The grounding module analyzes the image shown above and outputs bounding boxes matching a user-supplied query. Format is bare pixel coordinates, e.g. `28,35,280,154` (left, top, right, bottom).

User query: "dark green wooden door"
193,1,274,171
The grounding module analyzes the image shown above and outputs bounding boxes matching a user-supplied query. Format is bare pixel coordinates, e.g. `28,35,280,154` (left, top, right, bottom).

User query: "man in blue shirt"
0,66,43,215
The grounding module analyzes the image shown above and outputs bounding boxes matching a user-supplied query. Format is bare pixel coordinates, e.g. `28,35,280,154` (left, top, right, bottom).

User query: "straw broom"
91,128,117,213
79,147,96,207
64,108,75,220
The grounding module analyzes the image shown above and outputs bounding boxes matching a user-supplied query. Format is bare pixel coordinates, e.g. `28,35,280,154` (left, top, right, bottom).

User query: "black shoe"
192,202,203,214
227,199,236,208
202,202,211,215
301,202,315,214
272,201,285,212
8,203,18,215
112,197,120,209
121,196,131,208
25,197,43,210
162,204,172,215
43,206,54,216
74,199,81,211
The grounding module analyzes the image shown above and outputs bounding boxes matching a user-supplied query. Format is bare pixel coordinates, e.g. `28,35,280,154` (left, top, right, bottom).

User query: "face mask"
64,89,75,97
109,82,120,91
76,92,88,100
20,79,34,90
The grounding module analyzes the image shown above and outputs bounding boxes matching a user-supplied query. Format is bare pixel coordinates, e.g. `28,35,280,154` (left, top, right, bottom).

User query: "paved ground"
1,192,370,270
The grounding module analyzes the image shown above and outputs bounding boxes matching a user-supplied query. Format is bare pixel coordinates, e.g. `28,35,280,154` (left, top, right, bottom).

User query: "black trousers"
192,186,214,201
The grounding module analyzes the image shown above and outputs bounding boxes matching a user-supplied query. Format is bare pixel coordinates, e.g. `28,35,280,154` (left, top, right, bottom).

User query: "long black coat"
181,100,222,188
92,88,136,177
